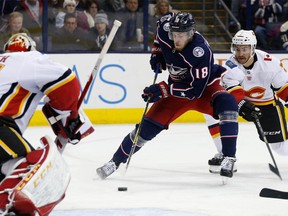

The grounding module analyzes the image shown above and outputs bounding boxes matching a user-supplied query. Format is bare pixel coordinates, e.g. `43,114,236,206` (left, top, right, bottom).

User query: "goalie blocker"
0,136,70,215
42,103,94,151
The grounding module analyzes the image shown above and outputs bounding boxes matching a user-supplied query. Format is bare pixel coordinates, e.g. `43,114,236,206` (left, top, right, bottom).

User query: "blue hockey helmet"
169,12,195,33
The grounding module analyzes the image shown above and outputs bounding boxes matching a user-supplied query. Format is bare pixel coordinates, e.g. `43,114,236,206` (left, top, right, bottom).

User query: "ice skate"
209,153,237,174
220,156,236,178
96,160,117,180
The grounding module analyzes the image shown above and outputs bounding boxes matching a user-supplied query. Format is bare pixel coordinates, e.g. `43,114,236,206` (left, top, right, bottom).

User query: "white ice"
24,123,288,216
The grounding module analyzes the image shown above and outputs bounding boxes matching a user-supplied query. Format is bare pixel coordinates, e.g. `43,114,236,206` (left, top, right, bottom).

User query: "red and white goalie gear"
0,136,70,216
42,103,94,150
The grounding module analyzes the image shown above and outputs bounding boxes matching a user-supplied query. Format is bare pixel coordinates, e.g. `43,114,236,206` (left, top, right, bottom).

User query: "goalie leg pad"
0,135,71,215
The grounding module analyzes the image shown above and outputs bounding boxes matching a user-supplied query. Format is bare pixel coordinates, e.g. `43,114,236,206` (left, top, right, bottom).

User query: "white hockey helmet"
3,33,36,52
231,30,257,56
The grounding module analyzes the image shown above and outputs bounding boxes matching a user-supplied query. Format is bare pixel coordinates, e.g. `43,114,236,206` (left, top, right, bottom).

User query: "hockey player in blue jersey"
97,12,239,179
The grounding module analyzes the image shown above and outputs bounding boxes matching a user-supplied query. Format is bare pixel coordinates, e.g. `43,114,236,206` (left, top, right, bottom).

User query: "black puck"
118,187,128,191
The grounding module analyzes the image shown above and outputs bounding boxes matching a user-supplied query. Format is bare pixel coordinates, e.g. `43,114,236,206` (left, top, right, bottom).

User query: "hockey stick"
54,20,122,151
125,64,160,172
77,19,122,109
253,115,282,180
260,188,288,199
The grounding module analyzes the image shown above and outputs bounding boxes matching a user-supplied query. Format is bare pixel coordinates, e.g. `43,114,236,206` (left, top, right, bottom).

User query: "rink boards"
30,53,288,125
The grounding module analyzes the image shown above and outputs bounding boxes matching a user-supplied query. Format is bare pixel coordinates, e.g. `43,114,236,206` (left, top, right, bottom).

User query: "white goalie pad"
0,136,71,216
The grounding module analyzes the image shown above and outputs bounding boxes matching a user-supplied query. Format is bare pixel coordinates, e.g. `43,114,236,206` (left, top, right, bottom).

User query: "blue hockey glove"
150,43,166,73
238,99,261,121
142,81,169,103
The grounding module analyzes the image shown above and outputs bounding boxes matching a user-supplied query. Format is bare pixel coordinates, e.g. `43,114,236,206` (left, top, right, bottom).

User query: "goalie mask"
231,30,257,57
3,33,37,52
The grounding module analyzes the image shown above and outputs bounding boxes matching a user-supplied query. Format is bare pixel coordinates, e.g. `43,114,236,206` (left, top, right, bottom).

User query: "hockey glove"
43,104,83,144
150,43,166,73
142,81,169,103
65,115,83,144
238,99,261,121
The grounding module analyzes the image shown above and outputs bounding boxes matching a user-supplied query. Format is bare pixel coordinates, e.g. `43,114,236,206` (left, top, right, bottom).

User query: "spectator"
149,0,179,36
254,0,283,50
84,0,101,29
97,0,125,14
48,0,64,34
280,20,288,50
281,0,288,20
52,13,89,51
76,0,87,11
116,0,144,51
15,0,43,50
0,11,30,50
0,0,20,32
87,12,117,50
55,0,90,32
148,0,174,16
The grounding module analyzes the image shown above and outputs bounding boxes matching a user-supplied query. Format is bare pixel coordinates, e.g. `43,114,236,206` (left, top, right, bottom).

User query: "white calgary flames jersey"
222,49,288,104
0,51,70,133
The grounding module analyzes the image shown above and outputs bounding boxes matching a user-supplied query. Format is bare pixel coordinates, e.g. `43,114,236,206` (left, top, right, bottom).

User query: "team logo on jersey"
245,86,265,99
193,47,204,57
163,23,170,32
168,64,187,81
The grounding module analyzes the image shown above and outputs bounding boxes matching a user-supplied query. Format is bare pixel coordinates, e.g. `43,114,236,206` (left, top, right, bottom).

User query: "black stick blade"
268,163,282,180
260,188,288,199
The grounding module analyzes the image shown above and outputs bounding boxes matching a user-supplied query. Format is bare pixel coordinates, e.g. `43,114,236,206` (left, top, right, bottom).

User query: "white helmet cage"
4,33,37,52
231,30,257,56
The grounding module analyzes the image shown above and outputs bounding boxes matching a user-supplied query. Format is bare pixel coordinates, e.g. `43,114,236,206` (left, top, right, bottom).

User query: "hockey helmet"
169,12,195,33
3,33,36,52
231,30,257,55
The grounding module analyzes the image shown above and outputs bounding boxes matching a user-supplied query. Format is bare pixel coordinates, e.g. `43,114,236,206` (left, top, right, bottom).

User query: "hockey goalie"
0,33,94,215
0,136,70,216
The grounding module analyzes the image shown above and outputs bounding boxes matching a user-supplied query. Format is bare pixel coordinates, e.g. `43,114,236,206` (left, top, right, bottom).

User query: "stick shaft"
125,65,160,171
77,20,122,109
254,115,282,180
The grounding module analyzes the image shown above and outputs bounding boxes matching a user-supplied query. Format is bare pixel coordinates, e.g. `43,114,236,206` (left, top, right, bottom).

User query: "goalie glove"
42,103,94,148
65,115,83,144
142,81,169,103
238,99,261,121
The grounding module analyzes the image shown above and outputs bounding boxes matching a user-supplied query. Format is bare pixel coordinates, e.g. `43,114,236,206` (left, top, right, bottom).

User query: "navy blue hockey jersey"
154,13,223,99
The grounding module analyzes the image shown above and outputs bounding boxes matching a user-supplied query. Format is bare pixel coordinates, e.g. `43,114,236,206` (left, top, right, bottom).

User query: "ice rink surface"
24,123,288,216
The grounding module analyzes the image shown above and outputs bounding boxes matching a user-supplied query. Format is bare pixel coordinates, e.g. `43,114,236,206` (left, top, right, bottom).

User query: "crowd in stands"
225,0,288,51
0,0,287,52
